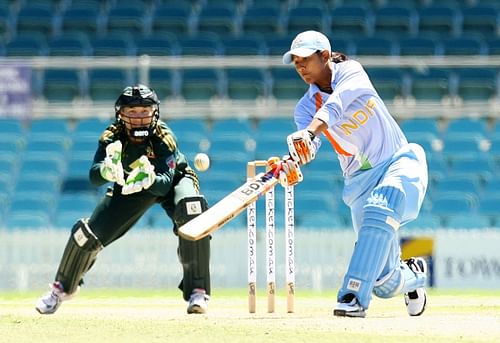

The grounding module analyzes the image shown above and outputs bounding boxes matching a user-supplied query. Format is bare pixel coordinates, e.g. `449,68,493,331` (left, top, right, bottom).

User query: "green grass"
1,289,499,343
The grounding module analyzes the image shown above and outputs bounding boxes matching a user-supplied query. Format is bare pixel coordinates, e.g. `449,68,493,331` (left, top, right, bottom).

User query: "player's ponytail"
331,52,348,63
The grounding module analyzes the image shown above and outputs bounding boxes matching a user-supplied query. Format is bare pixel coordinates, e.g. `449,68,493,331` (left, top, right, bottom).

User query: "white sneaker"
333,293,366,318
404,257,427,316
187,288,209,314
35,282,78,315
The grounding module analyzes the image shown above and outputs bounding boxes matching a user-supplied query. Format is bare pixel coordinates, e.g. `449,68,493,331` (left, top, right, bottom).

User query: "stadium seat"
442,37,484,56
285,7,324,36
225,68,266,100
180,68,220,100
455,68,497,102
461,6,498,38
60,8,99,37
445,118,489,138
135,35,177,56
241,6,281,37
196,6,236,36
373,6,413,38
47,33,90,56
399,36,438,56
365,68,404,100
29,118,71,138
270,67,307,100
15,6,54,40
448,155,495,181
432,175,481,196
88,69,130,102
417,6,456,39
431,191,478,216
221,36,266,56
441,136,482,158
409,68,451,101
265,35,296,56
66,156,93,178
444,213,492,229
151,4,191,36
330,6,370,38
354,37,395,56
91,34,134,56
403,213,441,229
5,35,47,56
210,118,254,138
73,118,108,138
400,118,440,136
3,211,52,230
105,7,146,37
42,69,81,102
178,33,222,56
168,119,209,140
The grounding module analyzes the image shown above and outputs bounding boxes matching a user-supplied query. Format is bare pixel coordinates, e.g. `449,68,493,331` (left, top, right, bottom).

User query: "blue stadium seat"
29,118,71,138
445,118,489,138
221,36,266,56
151,4,191,36
241,6,281,37
286,7,324,36
147,68,174,99
432,174,481,196
409,68,451,101
431,191,478,216
444,213,492,229
487,38,500,55
265,35,295,56
179,33,222,56
330,6,370,38
0,118,25,137
73,118,108,137
270,67,307,100
417,6,456,39
66,156,93,178
91,34,134,56
180,68,220,100
442,37,484,56
5,35,47,56
60,8,99,37
196,6,236,36
365,68,404,100
448,155,495,181
461,6,498,38
403,213,441,229
16,6,54,40
48,33,91,56
399,36,438,56
14,177,60,195
354,37,395,56
24,135,69,157
254,135,285,160
405,132,439,154
3,211,52,230
135,35,177,56
373,6,413,38
210,118,254,138
225,68,266,100
257,117,296,136
18,155,66,178
57,193,97,214
42,69,81,102
105,7,146,37
400,118,440,136
88,69,129,101
455,68,497,102
441,136,482,158
168,119,209,141
478,194,500,224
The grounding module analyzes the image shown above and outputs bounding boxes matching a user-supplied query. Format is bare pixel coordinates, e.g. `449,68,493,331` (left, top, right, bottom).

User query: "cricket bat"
178,169,279,241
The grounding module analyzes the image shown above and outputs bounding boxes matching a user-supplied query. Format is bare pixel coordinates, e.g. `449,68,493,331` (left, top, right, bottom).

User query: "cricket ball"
194,153,210,172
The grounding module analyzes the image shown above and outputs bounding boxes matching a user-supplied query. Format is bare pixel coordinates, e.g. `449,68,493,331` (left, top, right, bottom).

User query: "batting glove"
287,129,316,165
121,156,156,195
267,156,303,188
100,141,125,185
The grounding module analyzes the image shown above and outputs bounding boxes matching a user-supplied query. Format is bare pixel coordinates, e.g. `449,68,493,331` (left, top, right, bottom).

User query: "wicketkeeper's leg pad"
173,195,208,229
55,219,103,294
177,235,211,301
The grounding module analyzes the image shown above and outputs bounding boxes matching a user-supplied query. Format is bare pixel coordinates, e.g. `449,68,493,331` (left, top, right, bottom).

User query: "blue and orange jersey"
294,59,407,177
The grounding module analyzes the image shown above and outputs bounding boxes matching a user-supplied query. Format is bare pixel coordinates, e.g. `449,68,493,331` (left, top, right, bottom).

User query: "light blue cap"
282,30,332,64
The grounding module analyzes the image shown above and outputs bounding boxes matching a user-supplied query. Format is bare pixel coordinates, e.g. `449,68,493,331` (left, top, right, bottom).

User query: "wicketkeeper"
36,84,211,314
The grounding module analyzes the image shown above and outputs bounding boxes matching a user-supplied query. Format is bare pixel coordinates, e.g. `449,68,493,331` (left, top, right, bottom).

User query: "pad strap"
173,195,208,229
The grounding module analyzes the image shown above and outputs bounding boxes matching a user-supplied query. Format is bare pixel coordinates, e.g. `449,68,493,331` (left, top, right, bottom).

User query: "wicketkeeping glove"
287,129,316,165
100,141,125,185
121,155,156,195
267,156,303,187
